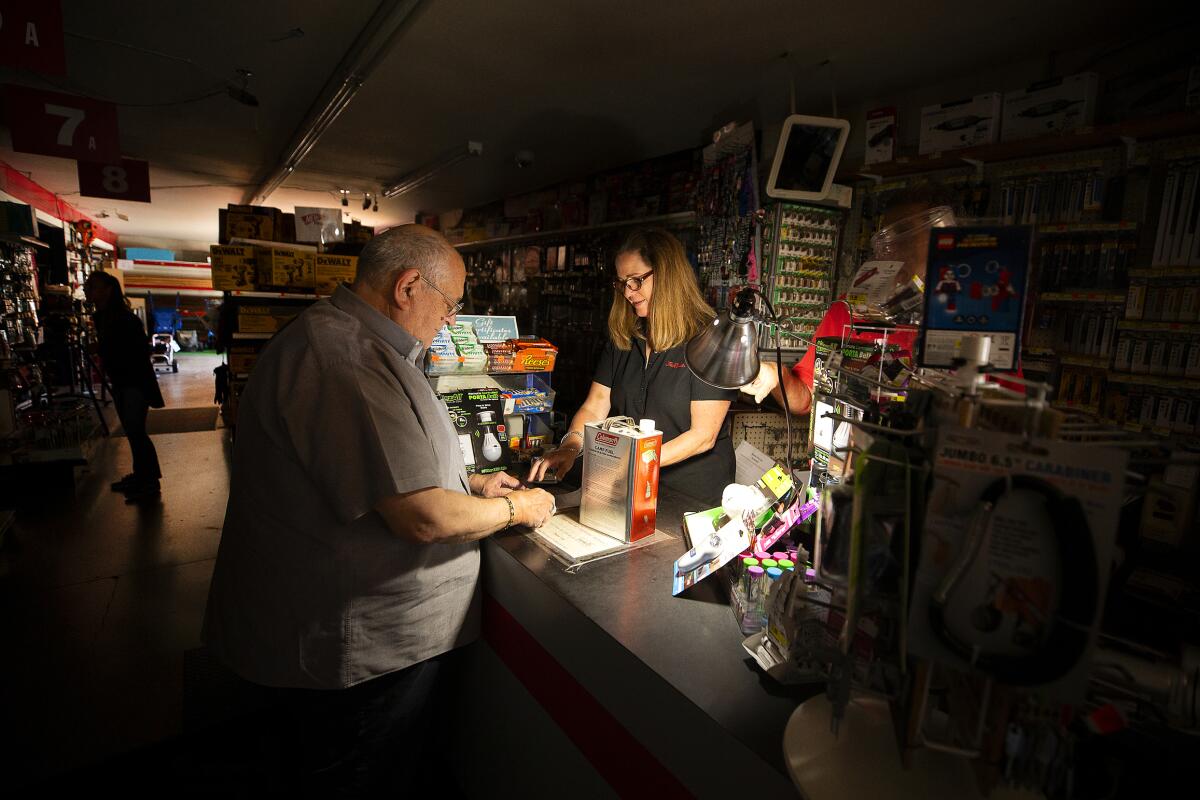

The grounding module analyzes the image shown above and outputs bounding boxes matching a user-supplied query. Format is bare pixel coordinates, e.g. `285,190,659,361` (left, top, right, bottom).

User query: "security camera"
515,150,535,169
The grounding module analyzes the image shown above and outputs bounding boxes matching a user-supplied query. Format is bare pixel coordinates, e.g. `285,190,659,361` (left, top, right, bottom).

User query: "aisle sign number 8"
77,157,152,204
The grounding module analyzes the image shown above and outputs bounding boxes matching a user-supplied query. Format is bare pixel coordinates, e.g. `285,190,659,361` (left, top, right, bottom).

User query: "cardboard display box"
210,245,257,291
438,387,512,475
511,336,558,372
919,93,1002,155
1002,73,1098,142
220,205,280,244
256,245,316,292
315,254,358,296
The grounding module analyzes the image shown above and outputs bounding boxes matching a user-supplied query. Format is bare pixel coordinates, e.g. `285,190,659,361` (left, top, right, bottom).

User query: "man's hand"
510,487,556,528
740,362,779,404
472,471,521,498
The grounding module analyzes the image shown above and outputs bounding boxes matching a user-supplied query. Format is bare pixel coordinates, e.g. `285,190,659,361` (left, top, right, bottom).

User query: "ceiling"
0,0,1174,245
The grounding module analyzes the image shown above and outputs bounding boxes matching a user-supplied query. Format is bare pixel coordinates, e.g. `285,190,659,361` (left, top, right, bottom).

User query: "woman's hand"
740,362,779,404
526,445,580,483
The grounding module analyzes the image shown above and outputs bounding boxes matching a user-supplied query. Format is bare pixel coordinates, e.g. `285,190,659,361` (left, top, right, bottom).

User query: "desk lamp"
685,286,798,475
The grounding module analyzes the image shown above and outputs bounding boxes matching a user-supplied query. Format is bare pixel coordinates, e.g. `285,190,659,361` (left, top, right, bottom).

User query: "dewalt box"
227,342,264,375
256,245,316,292
315,254,358,295
210,245,257,291
237,304,303,334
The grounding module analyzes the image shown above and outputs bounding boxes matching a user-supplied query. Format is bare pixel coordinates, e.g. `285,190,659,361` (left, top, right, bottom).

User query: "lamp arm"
736,285,796,479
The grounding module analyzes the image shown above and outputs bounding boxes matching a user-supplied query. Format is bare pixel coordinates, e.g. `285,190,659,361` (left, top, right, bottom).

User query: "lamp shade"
685,308,761,389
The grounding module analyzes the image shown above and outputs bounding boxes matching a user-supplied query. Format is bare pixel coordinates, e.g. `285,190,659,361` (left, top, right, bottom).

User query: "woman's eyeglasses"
612,270,653,292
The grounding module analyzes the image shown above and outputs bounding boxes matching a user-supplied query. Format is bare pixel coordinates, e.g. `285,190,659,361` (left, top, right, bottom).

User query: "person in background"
203,224,554,796
84,271,164,503
745,184,964,414
528,228,750,505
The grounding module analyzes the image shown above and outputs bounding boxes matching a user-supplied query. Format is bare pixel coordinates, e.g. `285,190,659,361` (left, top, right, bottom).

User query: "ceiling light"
247,0,425,203
362,192,372,211
382,141,482,198
340,189,350,207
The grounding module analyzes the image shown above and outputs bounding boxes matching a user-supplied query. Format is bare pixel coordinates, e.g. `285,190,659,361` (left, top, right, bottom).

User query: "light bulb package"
437,386,513,475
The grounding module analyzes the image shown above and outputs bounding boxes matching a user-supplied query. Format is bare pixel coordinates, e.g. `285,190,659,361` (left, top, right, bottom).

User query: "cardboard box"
237,303,304,334
438,387,512,475
1002,73,1098,142
918,93,1001,155
580,417,662,543
864,107,896,165
210,245,257,291
227,343,263,375
256,245,316,291
345,221,374,245
315,254,358,295
222,205,278,243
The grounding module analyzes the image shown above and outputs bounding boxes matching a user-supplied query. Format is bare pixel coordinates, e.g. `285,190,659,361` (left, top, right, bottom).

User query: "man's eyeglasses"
419,274,464,316
612,270,654,292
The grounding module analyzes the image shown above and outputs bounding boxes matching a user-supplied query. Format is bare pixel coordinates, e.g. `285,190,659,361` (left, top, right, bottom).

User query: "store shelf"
1116,319,1200,333
0,233,49,248
1128,266,1200,279
1038,291,1127,304
1106,372,1200,391
1037,222,1138,235
231,332,273,340
836,111,1200,181
452,211,696,250
227,290,318,300
1059,353,1113,368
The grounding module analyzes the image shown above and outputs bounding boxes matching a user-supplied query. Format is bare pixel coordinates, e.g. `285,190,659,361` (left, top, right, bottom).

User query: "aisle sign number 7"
2,83,121,163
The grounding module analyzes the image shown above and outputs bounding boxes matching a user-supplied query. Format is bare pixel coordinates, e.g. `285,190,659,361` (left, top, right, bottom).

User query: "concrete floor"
0,355,231,788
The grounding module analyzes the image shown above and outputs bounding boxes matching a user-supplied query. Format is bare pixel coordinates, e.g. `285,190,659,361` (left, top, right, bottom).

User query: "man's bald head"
352,224,462,293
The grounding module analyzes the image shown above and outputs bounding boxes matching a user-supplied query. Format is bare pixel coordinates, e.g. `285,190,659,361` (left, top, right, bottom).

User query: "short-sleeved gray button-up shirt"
203,285,477,689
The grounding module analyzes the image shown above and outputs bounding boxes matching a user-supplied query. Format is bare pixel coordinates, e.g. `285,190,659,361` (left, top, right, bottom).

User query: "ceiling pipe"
245,0,427,204
382,141,483,198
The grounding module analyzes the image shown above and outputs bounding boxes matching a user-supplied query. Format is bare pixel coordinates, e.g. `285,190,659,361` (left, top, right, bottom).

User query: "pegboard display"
730,408,803,464
758,202,842,352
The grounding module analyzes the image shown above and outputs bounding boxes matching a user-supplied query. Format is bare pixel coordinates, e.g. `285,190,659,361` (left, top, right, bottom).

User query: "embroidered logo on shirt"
666,361,687,369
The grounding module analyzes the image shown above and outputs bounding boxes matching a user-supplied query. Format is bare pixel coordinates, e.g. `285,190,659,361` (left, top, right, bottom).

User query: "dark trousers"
114,386,161,481
269,657,445,798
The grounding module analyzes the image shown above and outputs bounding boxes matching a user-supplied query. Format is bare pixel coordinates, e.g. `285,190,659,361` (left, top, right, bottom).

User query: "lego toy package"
919,226,1032,371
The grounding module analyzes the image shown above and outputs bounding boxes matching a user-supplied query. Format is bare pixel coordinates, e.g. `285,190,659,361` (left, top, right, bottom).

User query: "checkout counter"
454,485,810,798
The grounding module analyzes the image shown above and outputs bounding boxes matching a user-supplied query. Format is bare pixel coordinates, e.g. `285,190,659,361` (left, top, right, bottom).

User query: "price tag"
77,157,151,203
2,83,120,162
0,0,66,75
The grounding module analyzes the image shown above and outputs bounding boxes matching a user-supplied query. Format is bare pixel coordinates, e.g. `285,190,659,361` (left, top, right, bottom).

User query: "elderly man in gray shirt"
203,224,553,794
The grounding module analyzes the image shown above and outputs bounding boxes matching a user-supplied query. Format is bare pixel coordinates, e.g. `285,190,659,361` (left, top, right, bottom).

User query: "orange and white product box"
579,417,662,543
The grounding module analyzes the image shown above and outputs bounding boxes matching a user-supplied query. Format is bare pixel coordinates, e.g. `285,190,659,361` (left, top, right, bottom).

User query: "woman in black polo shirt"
527,228,736,505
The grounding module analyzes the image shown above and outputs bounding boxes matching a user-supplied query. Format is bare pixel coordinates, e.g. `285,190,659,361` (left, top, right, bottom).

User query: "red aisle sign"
2,84,121,163
78,157,151,203
0,0,66,75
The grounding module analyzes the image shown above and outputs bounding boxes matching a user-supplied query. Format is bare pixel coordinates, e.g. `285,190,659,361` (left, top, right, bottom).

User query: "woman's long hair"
87,270,129,311
607,228,714,351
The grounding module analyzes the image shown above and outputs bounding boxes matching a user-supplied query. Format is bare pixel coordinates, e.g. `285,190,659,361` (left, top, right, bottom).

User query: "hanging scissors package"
907,426,1127,698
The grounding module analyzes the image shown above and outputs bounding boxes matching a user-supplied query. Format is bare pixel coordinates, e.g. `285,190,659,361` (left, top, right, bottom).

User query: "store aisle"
154,351,224,410
0,427,232,788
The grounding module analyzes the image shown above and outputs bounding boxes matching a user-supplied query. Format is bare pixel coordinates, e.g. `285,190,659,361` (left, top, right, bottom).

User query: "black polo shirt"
593,337,736,506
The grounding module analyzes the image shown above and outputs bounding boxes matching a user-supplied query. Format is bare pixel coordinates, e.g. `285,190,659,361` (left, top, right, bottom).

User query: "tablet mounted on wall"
765,115,850,202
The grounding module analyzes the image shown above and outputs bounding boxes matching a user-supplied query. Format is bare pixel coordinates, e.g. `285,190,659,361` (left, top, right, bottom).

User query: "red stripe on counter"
483,593,694,799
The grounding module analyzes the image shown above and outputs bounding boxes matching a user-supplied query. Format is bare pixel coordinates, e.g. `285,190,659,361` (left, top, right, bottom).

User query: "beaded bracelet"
503,496,515,528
